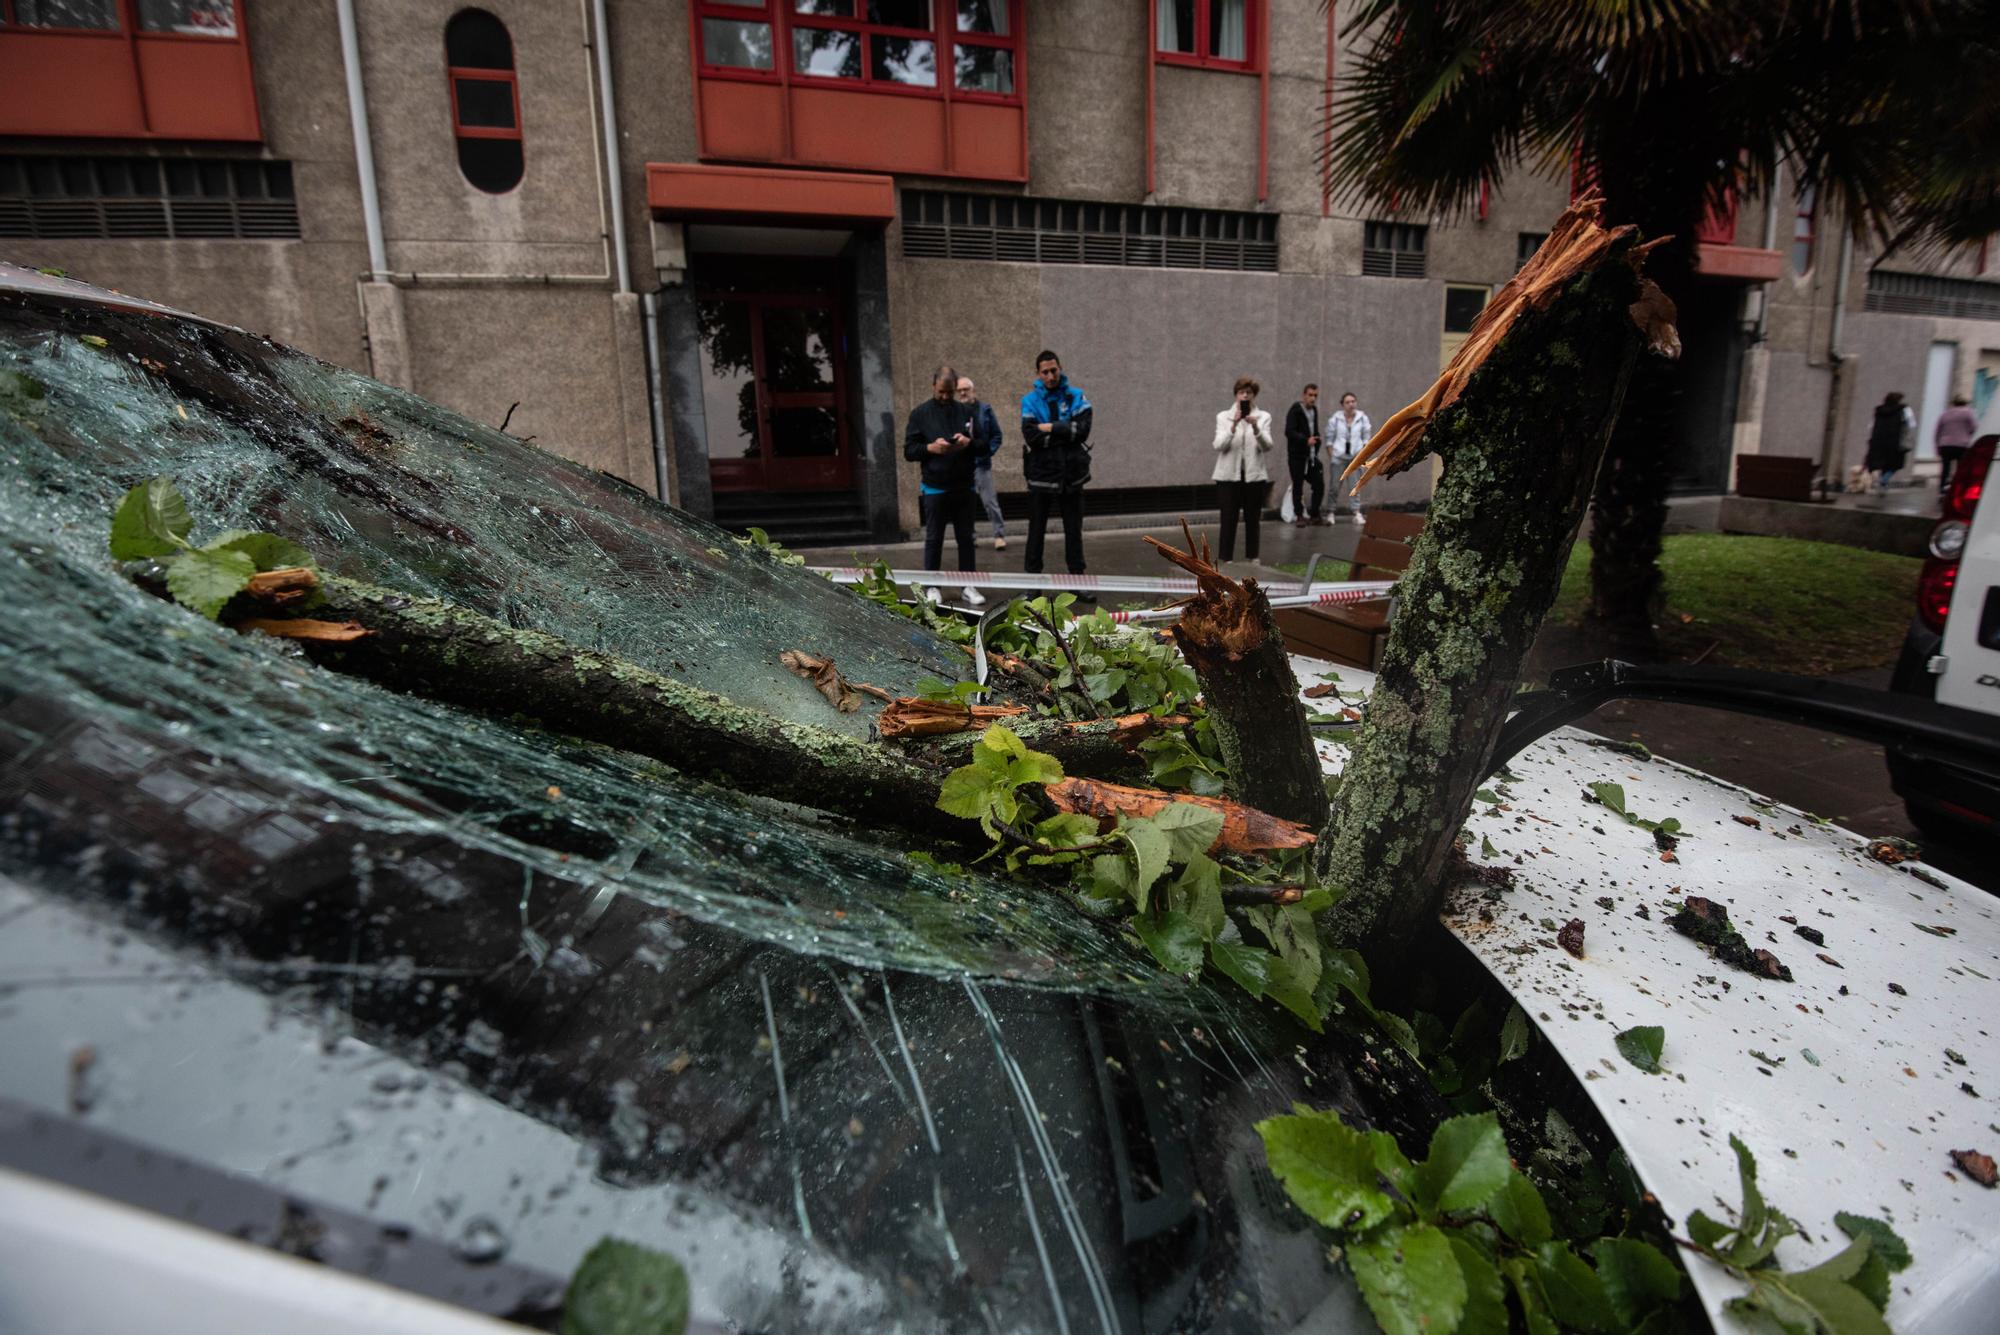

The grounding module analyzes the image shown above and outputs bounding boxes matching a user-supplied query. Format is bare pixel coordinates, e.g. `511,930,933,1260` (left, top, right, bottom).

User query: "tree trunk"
1318,213,1660,959
1149,533,1331,828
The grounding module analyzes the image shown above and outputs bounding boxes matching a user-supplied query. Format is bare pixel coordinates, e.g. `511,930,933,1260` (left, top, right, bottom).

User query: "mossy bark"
289,577,972,841
1173,589,1328,828
1318,254,1644,958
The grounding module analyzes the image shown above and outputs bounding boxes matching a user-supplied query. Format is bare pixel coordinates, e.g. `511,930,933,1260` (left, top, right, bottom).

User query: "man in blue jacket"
904,362,980,581
957,374,1007,551
1019,349,1093,576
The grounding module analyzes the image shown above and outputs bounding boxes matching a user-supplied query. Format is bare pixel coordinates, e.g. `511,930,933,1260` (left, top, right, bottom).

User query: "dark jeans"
1287,444,1323,519
1940,446,1966,492
1216,478,1270,562
1025,487,1086,575
922,489,977,572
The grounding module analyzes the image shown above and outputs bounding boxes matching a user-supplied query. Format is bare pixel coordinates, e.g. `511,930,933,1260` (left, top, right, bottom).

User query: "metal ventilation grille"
1864,270,2000,321
900,190,1280,273
1362,221,1428,279
0,155,301,241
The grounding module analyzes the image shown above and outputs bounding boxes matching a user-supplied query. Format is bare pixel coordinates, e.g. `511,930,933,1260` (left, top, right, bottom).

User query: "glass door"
697,293,851,492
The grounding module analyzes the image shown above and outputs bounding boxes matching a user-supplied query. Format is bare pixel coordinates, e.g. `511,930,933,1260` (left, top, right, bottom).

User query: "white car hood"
1305,657,2000,1333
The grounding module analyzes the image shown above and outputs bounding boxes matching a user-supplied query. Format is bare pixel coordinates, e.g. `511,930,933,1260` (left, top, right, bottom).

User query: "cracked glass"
0,283,1396,1331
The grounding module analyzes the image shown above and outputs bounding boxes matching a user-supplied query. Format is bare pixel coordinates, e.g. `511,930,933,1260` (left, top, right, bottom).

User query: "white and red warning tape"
810,564,1393,603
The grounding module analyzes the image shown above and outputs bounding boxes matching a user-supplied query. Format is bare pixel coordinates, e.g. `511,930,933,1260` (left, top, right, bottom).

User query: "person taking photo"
1211,375,1275,563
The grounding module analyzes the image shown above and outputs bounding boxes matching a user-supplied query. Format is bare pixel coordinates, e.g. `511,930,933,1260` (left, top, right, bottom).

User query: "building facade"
4,1,1996,545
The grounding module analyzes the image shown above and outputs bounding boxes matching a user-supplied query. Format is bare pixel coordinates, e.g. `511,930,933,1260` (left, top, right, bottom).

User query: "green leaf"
1480,834,1499,858
1165,853,1224,939
977,723,1027,762
1784,1270,1894,1335
1834,1213,1911,1273
1265,952,1326,1032
1148,801,1225,863
0,367,48,404
1208,939,1272,998
1448,1234,1510,1335
1615,1025,1665,1074
1849,1249,1893,1312
1004,749,1064,788
562,1237,690,1335
1413,1112,1511,1217
1487,1170,1553,1247
1590,781,1628,815
1729,1134,1768,1248
1132,910,1203,976
1255,1108,1400,1233
1591,1238,1682,1327
201,529,314,572
1498,1004,1531,1064
1535,1241,1620,1333
1504,1257,1560,1335
1474,788,1503,804
1686,1209,1734,1251
1087,853,1137,903
164,545,256,620
109,476,193,560
936,764,997,819
1121,820,1172,911
1348,1224,1467,1335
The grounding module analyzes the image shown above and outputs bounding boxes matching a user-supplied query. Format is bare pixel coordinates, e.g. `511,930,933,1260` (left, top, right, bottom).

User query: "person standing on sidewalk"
1284,383,1326,526
1019,350,1093,577
1866,391,1911,491
1211,376,1275,563
957,375,1008,551
1935,394,1979,492
1326,390,1372,522
905,363,979,589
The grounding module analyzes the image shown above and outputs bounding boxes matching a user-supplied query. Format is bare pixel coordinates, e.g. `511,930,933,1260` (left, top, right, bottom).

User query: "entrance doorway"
697,292,851,493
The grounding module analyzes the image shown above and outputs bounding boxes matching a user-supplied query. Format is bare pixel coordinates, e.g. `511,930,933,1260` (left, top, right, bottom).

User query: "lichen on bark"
1316,204,1666,959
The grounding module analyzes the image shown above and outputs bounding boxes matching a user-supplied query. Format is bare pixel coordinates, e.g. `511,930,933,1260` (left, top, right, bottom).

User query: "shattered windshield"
0,291,1405,1331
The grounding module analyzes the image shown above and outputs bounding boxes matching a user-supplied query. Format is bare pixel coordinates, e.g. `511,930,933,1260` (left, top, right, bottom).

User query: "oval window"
445,9,523,194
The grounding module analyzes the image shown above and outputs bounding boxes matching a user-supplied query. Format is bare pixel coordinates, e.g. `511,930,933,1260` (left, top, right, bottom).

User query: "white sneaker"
922,586,943,605
994,536,1008,550
962,585,987,607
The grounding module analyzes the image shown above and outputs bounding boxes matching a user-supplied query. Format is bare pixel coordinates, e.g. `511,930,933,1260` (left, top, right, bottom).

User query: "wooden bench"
1274,510,1424,669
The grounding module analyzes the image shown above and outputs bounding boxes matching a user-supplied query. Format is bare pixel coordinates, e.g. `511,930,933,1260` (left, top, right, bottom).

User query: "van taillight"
1917,558,1957,633
1944,437,1994,522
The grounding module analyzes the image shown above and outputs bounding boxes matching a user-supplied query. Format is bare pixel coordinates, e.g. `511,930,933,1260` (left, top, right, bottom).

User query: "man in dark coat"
905,363,979,578
1018,349,1093,576
1284,383,1325,525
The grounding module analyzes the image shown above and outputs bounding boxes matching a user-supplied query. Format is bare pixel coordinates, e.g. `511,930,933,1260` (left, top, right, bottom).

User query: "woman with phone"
1211,375,1275,563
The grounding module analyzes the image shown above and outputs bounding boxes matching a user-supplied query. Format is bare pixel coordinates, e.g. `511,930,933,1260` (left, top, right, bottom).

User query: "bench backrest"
1350,509,1424,582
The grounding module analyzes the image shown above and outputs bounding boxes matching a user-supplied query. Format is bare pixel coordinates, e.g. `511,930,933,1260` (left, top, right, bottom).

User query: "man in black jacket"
1284,383,1325,526
1018,349,1094,576
904,362,980,581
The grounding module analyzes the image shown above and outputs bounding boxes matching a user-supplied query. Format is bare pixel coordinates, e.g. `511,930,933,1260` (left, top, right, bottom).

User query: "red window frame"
1791,184,1817,276
1154,0,1261,74
691,0,1024,105
448,64,522,141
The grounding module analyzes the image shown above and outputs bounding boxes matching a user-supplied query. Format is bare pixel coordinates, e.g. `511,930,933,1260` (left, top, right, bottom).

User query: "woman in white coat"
1212,375,1275,562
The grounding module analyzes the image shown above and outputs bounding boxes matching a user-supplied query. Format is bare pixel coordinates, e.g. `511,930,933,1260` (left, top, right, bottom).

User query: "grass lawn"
1548,534,1921,676
1264,558,1354,580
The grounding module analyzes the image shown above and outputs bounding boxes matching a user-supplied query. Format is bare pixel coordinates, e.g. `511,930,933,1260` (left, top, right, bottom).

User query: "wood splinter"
1045,776,1315,854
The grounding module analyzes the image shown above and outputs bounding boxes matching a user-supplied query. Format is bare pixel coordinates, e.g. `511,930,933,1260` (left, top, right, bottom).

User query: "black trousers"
1216,478,1270,562
922,489,978,572
1940,446,1966,491
1287,444,1324,519
1025,487,1086,575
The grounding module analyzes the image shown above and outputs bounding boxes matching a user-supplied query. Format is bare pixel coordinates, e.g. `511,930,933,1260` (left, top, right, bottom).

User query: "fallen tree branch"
876,697,1029,739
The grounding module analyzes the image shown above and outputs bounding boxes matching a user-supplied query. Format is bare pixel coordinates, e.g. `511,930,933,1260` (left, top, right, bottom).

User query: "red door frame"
700,292,852,494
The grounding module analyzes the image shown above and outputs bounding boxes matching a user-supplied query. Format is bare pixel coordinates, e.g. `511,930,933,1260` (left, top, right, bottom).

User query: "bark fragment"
1147,524,1328,828
1044,776,1315,854
876,697,1028,738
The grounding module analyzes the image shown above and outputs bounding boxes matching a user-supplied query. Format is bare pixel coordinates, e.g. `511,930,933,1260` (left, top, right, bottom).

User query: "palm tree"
1324,0,2000,652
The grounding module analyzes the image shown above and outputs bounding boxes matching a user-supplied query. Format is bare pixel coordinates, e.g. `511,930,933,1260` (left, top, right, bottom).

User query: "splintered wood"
1341,193,1680,493
1044,776,1315,853
233,617,373,642
1144,520,1266,659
